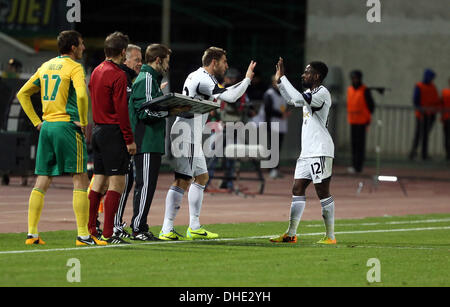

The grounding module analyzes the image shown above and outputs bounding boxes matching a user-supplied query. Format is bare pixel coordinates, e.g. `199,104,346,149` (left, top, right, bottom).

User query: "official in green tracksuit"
128,44,172,240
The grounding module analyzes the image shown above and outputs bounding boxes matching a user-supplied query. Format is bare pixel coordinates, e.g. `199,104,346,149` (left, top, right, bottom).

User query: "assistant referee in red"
88,31,137,244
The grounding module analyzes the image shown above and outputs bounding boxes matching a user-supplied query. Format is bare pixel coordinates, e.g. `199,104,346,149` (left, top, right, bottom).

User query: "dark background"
76,0,307,97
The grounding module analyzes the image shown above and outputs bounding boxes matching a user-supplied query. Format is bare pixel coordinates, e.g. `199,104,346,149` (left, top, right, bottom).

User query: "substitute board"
138,93,220,118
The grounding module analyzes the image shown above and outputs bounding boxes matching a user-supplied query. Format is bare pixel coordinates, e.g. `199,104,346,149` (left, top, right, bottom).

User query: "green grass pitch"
0,213,449,287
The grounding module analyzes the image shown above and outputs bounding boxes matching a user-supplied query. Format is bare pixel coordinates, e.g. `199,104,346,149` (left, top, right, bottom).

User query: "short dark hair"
309,61,328,82
202,47,226,66
145,44,172,64
57,30,82,55
350,70,363,79
104,32,129,58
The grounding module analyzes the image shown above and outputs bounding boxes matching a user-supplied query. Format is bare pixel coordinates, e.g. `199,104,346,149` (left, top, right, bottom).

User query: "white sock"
321,196,335,240
161,186,184,234
188,182,205,230
286,196,306,236
80,235,90,240
27,233,38,238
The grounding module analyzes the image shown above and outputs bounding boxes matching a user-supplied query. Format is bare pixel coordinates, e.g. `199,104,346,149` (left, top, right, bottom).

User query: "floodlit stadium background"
0,0,449,231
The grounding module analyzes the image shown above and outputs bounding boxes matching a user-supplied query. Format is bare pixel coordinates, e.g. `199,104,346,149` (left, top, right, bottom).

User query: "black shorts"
92,124,130,176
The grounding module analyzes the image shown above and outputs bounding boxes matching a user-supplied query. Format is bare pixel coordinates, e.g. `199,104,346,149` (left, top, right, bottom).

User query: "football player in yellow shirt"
16,30,105,246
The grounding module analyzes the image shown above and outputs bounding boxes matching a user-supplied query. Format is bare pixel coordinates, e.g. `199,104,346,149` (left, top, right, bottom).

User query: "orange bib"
347,85,371,125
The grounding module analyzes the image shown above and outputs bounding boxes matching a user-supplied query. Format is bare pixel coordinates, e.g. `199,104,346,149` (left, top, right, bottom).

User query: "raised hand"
245,60,257,80
275,57,285,82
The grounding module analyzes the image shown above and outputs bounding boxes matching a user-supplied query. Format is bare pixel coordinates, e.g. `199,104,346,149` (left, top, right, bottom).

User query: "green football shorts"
35,121,87,176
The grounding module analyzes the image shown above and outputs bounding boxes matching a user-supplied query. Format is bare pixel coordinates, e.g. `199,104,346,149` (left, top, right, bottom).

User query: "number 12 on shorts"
310,162,321,175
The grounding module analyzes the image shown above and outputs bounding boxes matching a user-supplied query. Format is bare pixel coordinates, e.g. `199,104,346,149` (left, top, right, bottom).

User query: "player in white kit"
270,57,337,245
159,47,257,240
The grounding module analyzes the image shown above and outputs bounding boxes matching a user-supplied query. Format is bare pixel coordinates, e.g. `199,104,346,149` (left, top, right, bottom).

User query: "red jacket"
442,88,450,121
89,60,134,145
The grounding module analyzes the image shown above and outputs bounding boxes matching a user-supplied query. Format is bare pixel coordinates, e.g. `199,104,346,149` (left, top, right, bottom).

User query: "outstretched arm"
275,57,304,107
278,76,305,107
215,61,256,102
279,77,328,108
276,57,326,108
217,78,250,102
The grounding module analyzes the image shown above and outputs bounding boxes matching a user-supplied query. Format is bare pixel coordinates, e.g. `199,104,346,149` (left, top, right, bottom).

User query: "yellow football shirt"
17,56,88,127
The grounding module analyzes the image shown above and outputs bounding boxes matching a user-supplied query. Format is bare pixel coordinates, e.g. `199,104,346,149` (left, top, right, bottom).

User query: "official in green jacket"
127,44,172,240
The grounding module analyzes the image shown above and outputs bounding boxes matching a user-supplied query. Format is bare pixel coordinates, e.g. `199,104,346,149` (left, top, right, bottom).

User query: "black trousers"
411,114,436,159
350,124,368,173
114,159,134,228
131,152,162,233
444,119,450,160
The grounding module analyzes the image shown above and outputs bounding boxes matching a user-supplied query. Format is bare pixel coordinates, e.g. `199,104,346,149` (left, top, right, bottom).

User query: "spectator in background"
441,77,450,161
409,69,440,161
216,68,248,190
346,70,375,173
209,68,257,190
246,70,266,100
1,58,22,79
261,75,290,179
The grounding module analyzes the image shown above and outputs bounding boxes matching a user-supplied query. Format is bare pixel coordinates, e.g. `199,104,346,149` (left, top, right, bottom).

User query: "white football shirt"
278,75,334,158
171,67,250,144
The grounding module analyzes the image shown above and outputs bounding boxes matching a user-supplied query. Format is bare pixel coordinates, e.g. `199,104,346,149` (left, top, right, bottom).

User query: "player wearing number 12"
270,58,336,245
16,30,105,246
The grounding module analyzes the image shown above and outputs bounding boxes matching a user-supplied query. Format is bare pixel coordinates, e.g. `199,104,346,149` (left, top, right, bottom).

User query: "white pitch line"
304,218,450,228
0,226,449,255
350,245,438,251
244,226,450,239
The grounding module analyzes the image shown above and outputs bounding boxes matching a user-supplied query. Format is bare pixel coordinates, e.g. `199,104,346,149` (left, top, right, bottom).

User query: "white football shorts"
172,142,208,178
294,156,333,184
